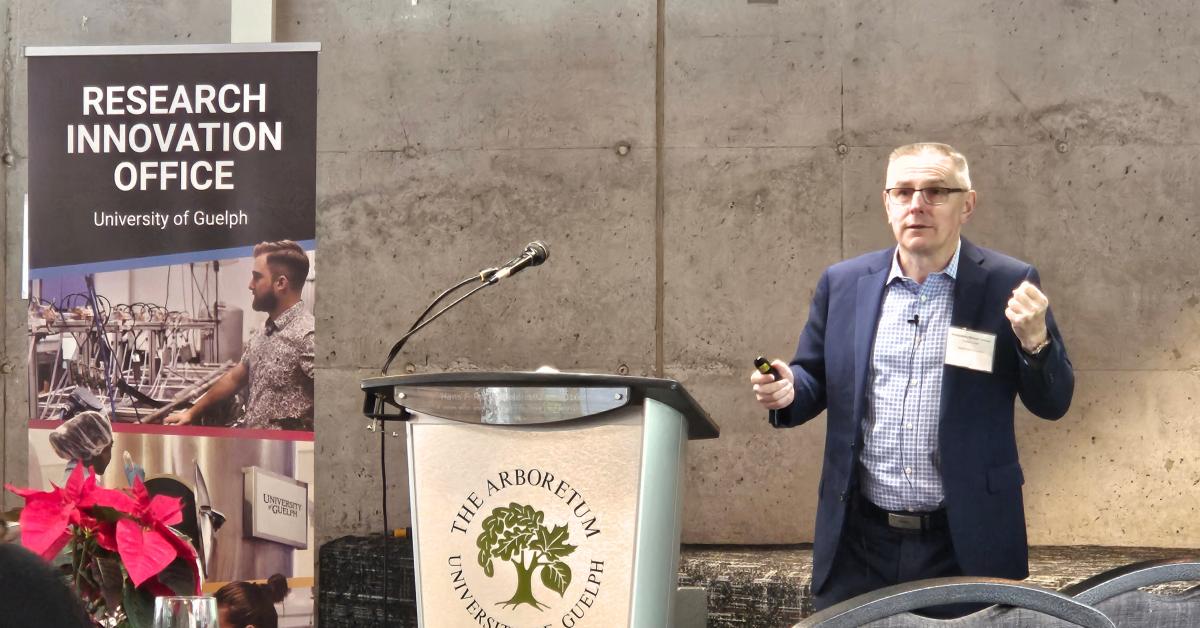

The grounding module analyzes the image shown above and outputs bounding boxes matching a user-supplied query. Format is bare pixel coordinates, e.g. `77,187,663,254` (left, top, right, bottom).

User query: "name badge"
945,327,995,373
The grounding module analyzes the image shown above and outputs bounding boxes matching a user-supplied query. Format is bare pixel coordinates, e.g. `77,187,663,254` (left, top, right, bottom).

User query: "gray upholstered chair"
1063,558,1200,628
796,558,1200,628
794,577,1114,627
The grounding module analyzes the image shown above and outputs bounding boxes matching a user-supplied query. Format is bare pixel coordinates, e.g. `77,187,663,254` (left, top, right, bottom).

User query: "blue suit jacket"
773,238,1074,593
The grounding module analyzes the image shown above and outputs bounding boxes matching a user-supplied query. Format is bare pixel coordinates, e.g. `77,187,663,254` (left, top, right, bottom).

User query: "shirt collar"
266,301,305,335
887,238,961,283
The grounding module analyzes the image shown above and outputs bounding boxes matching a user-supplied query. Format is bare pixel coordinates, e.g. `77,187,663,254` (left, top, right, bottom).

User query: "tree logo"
476,502,577,611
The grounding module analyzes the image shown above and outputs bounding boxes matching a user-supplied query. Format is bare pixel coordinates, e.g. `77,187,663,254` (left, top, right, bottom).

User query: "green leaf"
80,561,100,589
530,524,577,561
482,513,505,536
497,533,524,561
523,504,548,533
156,558,197,596
476,529,497,550
95,556,125,612
88,506,126,524
122,578,154,628
478,547,494,578
485,502,547,540
498,504,520,528
540,560,572,596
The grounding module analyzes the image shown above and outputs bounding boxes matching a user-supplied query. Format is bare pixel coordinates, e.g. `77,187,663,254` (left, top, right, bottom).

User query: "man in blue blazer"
751,143,1074,612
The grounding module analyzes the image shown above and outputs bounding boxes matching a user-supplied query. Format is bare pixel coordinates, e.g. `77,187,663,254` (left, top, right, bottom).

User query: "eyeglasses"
885,187,966,206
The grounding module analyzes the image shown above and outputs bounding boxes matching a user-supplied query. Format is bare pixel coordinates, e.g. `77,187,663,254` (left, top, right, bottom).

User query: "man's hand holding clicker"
1006,280,1050,352
751,358,795,410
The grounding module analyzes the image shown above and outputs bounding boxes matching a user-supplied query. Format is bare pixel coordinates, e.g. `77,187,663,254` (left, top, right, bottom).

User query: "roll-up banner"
23,43,319,621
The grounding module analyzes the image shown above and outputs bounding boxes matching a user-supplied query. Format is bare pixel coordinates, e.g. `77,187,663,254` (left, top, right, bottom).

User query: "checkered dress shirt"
860,241,960,512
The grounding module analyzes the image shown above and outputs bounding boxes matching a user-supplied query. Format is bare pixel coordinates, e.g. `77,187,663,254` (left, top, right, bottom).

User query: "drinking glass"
152,595,219,628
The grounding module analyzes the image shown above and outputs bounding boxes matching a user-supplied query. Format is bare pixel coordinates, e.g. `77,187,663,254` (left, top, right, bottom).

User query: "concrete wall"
0,0,13,513
3,1,1198,553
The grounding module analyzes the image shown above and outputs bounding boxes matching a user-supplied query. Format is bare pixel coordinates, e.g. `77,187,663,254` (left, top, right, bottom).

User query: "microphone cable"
900,313,920,491
379,270,496,375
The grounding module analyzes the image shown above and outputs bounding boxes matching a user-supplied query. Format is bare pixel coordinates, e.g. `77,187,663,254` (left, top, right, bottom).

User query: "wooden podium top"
361,371,720,440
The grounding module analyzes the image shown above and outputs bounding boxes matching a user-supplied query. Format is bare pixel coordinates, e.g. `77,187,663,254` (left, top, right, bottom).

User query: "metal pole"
139,361,234,424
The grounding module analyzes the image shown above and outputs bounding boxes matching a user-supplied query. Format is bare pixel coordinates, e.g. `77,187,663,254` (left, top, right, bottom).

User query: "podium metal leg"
407,421,427,627
629,398,688,628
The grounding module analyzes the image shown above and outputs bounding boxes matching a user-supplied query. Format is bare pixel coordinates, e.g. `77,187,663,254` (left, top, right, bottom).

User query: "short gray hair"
888,142,972,189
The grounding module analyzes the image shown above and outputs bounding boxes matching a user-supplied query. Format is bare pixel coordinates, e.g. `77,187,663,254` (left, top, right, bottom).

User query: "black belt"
855,493,947,532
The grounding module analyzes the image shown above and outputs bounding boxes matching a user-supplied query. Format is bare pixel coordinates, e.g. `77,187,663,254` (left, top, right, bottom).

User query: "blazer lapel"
941,238,988,427
852,254,890,430
950,238,988,330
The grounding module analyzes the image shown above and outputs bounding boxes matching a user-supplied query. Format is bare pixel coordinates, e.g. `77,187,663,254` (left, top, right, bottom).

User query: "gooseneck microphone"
380,240,551,375
488,241,549,283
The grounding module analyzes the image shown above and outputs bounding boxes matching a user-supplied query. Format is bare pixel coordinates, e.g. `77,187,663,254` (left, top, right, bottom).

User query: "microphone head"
525,241,549,265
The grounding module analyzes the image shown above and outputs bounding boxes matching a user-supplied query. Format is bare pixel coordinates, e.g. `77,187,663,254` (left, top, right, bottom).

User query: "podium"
362,371,719,628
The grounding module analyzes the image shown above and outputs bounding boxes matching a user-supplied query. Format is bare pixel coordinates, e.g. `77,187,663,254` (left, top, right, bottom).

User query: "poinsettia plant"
5,464,201,628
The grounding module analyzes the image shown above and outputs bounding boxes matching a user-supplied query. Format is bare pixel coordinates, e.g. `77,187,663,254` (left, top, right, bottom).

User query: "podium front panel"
408,407,643,627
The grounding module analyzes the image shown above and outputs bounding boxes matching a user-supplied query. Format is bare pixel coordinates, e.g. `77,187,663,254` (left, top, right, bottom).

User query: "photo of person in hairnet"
47,410,114,480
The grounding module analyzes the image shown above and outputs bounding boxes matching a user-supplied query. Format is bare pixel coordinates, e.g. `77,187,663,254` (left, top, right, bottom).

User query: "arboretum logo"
447,468,605,627
478,504,576,610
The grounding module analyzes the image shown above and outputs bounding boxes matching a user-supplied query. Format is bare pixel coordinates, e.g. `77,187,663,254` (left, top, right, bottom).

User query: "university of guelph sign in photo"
27,43,317,276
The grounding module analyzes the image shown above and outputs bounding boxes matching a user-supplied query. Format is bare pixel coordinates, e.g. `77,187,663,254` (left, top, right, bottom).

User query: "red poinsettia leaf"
130,477,150,505
63,464,86,494
158,523,198,561
116,519,177,587
94,520,120,552
61,465,101,508
11,488,59,512
82,485,138,514
6,479,68,504
27,526,72,561
72,509,99,533
5,483,49,499
145,495,183,526
16,499,73,559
